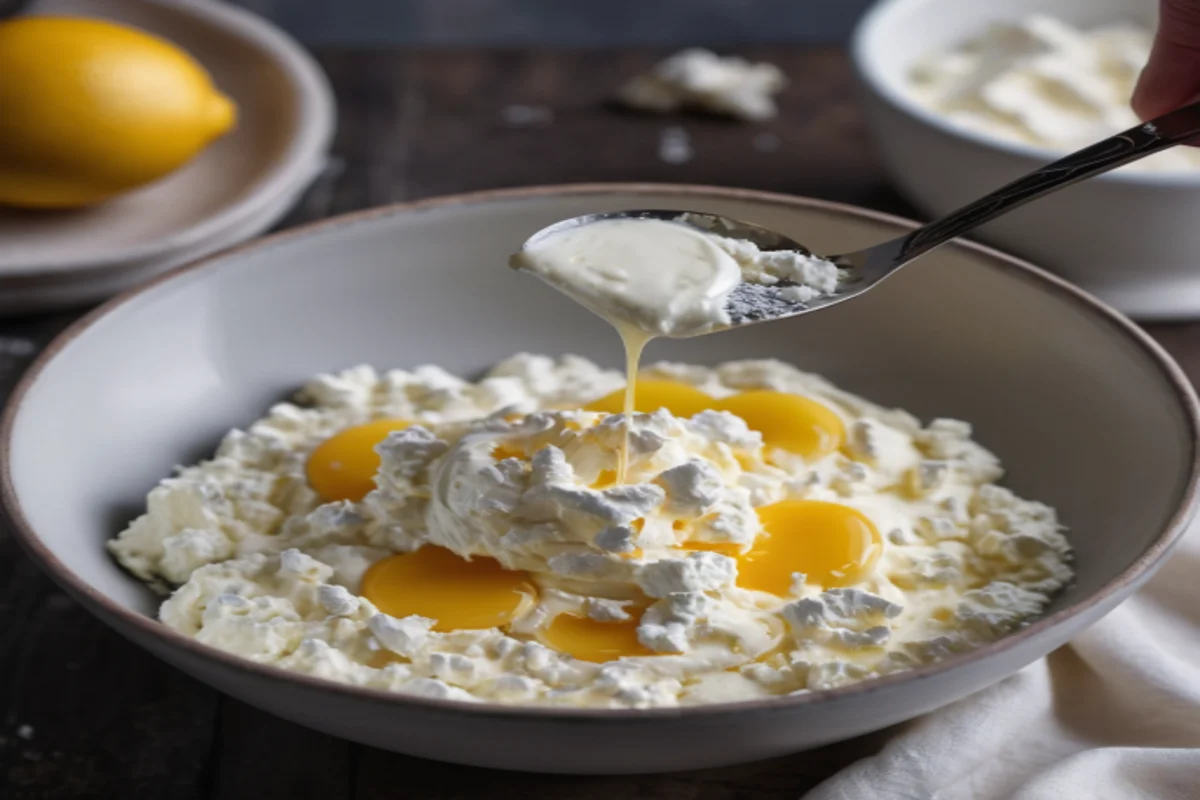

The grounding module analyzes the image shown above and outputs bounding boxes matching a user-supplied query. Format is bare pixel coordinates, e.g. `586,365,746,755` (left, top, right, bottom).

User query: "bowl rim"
6,0,336,276
3,182,1198,722
849,0,1200,188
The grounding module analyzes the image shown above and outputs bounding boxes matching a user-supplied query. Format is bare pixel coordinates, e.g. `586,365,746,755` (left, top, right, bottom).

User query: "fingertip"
1131,68,1161,121
1132,52,1200,120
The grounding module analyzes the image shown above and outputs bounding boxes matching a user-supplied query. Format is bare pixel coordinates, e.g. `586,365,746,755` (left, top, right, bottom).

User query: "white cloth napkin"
807,522,1200,800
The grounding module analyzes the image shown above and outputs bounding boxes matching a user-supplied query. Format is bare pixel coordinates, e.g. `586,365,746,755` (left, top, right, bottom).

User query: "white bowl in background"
1,185,1196,773
850,0,1200,320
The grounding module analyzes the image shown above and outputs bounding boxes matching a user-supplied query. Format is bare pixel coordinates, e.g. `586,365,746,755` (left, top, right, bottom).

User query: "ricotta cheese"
110,355,1073,708
619,48,787,121
907,14,1200,173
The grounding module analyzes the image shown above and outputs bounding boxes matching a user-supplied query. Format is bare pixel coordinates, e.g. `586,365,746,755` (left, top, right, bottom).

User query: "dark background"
228,0,876,46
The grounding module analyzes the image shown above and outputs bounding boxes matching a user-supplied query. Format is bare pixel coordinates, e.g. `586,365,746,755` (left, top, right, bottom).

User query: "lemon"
0,16,237,208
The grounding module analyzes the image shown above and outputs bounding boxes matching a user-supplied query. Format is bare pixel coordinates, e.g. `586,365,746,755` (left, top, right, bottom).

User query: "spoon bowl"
516,208,862,333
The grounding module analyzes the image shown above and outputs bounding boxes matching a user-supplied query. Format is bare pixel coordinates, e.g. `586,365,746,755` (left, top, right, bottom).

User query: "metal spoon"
524,99,1200,330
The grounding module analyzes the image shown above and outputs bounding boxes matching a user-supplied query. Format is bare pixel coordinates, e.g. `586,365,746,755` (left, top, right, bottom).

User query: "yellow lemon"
0,17,237,208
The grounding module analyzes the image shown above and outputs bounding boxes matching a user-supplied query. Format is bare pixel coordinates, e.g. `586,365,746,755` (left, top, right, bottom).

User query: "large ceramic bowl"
851,0,1200,320
2,185,1197,774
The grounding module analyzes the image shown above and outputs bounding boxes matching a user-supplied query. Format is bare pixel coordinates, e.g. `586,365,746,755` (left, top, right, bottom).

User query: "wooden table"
1,47,1197,799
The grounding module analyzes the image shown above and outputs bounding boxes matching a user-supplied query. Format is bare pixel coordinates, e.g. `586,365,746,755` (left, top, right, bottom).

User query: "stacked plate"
0,0,336,316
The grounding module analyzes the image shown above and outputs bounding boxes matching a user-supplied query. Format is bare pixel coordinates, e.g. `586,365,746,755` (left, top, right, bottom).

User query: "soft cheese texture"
511,218,841,338
618,48,787,121
907,14,1200,173
110,355,1072,708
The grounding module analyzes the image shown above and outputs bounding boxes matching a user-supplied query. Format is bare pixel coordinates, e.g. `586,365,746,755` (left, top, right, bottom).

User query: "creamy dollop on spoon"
509,211,841,339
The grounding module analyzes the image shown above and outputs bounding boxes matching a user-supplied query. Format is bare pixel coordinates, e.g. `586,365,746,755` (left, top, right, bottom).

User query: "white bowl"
851,0,1200,320
2,185,1197,774
0,0,334,301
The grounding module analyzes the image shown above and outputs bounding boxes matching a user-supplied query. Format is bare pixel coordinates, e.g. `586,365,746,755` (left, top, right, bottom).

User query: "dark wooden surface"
1,46,1198,799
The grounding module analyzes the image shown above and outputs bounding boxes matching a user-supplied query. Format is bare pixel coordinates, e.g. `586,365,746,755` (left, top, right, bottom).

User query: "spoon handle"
893,99,1200,264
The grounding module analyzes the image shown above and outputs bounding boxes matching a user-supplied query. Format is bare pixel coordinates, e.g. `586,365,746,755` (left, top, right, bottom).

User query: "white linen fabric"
808,523,1200,800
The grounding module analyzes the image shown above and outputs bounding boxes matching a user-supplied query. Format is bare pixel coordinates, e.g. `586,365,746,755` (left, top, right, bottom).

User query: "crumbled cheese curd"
907,14,1200,173
110,354,1072,707
618,48,787,121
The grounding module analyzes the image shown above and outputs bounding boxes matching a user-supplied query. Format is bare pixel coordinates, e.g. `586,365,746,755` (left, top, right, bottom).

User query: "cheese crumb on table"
619,48,786,122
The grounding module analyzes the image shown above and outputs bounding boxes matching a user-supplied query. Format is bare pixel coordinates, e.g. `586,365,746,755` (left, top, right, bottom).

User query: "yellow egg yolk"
586,379,714,418
592,469,618,489
737,500,881,594
713,391,844,458
540,611,657,662
492,442,527,462
361,546,537,632
306,419,412,502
